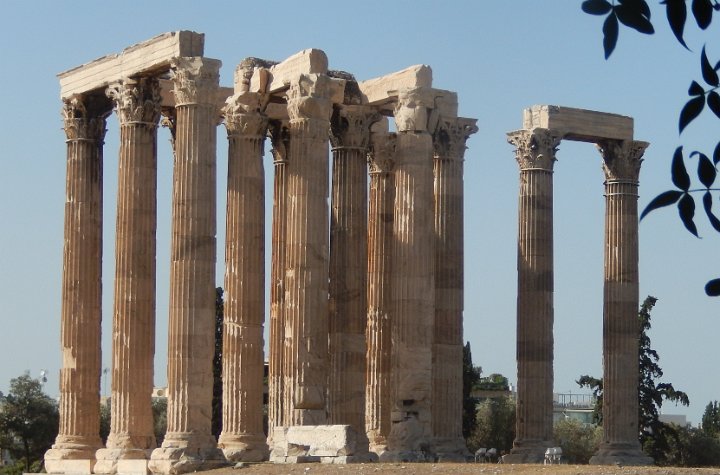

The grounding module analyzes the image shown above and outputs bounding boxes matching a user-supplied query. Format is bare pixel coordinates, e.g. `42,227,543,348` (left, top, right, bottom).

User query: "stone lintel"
523,105,633,142
58,31,204,100
244,49,329,94
358,65,432,109
157,78,232,108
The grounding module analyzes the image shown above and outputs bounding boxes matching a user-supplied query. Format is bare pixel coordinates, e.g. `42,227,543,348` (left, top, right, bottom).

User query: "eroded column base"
148,434,228,475
95,447,153,474
590,442,653,466
432,437,471,462
503,439,553,464
46,438,102,474
218,433,269,462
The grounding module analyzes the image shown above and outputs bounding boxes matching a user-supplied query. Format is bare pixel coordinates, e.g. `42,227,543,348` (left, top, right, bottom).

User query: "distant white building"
659,413,689,427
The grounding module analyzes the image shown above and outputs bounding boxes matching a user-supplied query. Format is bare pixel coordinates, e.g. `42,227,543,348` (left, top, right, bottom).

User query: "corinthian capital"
598,139,648,182
286,74,334,122
62,94,112,142
393,88,435,133
106,77,161,127
330,105,381,150
223,92,269,138
368,132,397,175
433,117,478,160
171,57,222,107
507,128,560,171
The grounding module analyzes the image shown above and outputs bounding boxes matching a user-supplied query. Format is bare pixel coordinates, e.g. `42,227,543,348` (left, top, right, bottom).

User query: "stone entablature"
48,31,477,474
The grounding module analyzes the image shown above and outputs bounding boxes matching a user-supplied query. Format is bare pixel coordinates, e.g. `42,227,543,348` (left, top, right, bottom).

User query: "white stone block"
117,459,148,475
243,49,328,94
523,105,633,142
44,458,94,474
359,65,432,105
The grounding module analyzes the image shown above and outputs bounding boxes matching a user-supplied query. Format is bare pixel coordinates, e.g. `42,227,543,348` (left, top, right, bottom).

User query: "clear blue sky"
0,1,717,425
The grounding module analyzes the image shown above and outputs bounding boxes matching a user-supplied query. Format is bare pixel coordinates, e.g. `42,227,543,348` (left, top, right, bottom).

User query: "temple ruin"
45,31,477,474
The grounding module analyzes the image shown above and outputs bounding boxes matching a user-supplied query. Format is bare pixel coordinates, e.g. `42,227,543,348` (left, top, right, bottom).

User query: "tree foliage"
583,0,720,296
577,296,689,460
553,418,603,464
701,400,720,435
462,342,481,439
0,373,58,472
466,396,516,454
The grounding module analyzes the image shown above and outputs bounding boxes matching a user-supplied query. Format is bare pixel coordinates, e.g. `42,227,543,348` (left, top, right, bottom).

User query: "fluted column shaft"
383,89,436,460
102,79,161,460
591,140,650,465
268,120,289,436
431,117,477,457
218,94,269,462
150,57,225,474
47,95,110,467
283,74,334,426
328,106,375,434
365,126,396,452
506,128,559,463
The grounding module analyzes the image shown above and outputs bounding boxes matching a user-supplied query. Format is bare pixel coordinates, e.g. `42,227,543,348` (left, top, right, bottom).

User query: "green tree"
660,424,720,467
577,296,689,460
467,396,516,454
152,398,167,446
462,342,481,440
212,287,223,439
582,0,720,296
0,373,59,472
553,418,603,464
701,400,720,435
575,375,603,425
99,401,111,444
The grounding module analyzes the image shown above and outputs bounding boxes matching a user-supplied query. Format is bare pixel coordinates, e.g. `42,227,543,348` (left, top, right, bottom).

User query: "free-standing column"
381,88,436,462
506,128,559,463
218,93,269,462
45,94,110,473
283,74,334,426
95,78,162,471
430,117,477,460
149,56,226,475
365,121,396,454
268,120,290,440
591,140,651,466
328,105,376,435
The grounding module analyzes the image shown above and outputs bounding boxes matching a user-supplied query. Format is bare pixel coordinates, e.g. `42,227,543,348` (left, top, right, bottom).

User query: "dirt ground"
205,463,720,475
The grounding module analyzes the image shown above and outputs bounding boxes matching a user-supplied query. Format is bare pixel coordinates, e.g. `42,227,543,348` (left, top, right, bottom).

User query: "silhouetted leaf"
705,278,720,296
708,91,720,118
688,80,705,96
702,191,720,231
583,0,613,15
679,95,705,132
714,141,720,165
640,190,684,219
616,4,655,33
678,193,699,237
603,13,619,58
671,147,691,191
693,152,717,187
701,46,720,86
662,0,689,49
693,0,713,29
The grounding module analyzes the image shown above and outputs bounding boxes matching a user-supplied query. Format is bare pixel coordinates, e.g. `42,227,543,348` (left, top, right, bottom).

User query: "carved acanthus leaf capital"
106,77,161,126
171,57,221,107
330,105,381,150
433,117,478,160
223,92,269,138
62,94,112,142
268,119,290,165
598,139,648,182
368,132,397,175
286,74,334,122
393,88,435,133
507,128,560,171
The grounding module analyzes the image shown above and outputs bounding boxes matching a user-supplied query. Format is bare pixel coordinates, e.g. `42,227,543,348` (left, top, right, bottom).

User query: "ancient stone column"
267,119,290,441
45,94,111,474
381,88,436,462
149,57,226,475
431,117,477,461
328,105,376,437
365,120,396,455
591,140,651,466
95,78,161,472
505,128,559,463
218,92,269,462
281,74,334,427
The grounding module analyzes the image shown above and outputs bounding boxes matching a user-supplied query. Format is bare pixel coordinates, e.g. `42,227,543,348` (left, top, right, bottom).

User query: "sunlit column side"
505,128,559,464
45,94,111,473
328,104,377,438
95,78,161,472
282,74,335,427
365,120,396,455
149,56,226,475
381,88,436,462
218,92,269,462
591,140,652,466
430,116,478,461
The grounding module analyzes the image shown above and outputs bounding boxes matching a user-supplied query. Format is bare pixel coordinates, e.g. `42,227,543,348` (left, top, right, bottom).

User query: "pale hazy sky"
0,1,718,425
